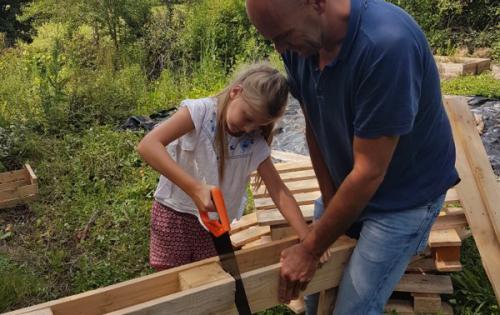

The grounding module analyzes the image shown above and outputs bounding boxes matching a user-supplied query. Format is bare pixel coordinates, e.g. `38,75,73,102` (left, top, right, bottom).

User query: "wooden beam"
257,205,314,226
229,212,257,234
230,225,270,248
6,236,333,315
178,263,231,290
394,274,453,294
429,228,461,247
444,96,500,301
103,239,356,315
412,293,442,314
255,191,320,210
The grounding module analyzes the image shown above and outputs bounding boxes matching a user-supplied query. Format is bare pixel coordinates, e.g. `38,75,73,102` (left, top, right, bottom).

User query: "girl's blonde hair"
215,62,289,188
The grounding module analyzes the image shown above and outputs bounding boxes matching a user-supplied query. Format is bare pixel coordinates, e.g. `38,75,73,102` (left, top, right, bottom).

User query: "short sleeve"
354,36,423,138
177,99,209,150
249,137,271,172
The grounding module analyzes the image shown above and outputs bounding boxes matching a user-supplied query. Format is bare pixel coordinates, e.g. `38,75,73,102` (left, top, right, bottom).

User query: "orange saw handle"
200,187,231,237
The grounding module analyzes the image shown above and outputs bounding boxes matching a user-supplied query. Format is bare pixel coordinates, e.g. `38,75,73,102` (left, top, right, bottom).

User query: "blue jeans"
304,194,445,315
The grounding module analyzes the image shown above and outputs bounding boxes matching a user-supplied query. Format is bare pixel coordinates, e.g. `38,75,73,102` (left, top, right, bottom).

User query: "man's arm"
278,135,399,303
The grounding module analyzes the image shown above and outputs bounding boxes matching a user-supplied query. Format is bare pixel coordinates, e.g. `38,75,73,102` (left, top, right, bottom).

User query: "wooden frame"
0,164,38,209
4,237,355,315
435,56,491,78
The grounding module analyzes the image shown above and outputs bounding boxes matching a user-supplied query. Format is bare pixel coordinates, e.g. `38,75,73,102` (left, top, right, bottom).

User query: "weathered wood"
230,225,270,248
385,299,453,315
412,293,442,314
406,258,436,273
256,205,314,226
0,178,29,191
0,169,26,184
394,274,453,294
445,96,500,301
178,263,231,290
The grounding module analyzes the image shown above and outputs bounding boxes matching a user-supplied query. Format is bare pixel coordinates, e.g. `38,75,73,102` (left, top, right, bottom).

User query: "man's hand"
279,243,320,303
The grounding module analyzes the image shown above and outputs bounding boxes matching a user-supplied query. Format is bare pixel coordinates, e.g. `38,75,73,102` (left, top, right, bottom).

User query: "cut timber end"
178,263,231,290
429,229,462,247
412,293,442,314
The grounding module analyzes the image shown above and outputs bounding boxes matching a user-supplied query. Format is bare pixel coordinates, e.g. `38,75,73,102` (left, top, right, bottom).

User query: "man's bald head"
246,0,326,56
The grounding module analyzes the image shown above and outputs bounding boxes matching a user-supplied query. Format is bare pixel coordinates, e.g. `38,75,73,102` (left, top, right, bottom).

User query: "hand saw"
199,187,252,315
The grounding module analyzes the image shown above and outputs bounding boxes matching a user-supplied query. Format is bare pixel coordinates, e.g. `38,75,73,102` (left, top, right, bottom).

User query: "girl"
137,63,310,271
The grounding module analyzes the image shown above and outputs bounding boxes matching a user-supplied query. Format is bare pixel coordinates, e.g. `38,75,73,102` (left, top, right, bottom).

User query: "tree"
0,0,34,47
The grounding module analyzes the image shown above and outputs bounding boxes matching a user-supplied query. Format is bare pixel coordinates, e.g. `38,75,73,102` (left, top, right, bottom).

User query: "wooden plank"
21,309,54,315
230,225,270,248
317,288,336,315
406,258,436,273
276,169,317,183
0,169,26,184
230,212,257,234
178,263,231,290
241,236,272,250
394,274,453,294
25,164,38,185
432,213,467,230
104,277,235,315
7,236,354,315
271,225,296,241
0,178,29,191
105,239,355,315
444,96,500,301
5,237,299,315
257,204,314,226
271,161,313,173
434,247,462,272
384,299,453,315
429,229,462,247
254,178,319,198
445,97,500,241
445,188,459,203
255,191,320,210
287,297,305,314
271,150,310,163
412,293,441,313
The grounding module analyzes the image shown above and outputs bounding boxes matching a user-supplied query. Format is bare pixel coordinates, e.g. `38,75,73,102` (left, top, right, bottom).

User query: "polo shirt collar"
337,0,363,62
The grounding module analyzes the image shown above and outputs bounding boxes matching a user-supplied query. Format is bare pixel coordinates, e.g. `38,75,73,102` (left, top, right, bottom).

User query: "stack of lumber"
230,159,463,314
229,96,500,314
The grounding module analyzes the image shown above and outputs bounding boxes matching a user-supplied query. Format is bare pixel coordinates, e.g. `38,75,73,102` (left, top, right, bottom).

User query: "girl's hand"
319,246,334,265
190,183,216,213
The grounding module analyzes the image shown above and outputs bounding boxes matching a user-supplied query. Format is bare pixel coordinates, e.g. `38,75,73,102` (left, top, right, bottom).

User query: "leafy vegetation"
0,0,499,313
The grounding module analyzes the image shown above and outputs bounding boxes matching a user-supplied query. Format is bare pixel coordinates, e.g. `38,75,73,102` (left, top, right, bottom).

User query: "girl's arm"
257,157,310,240
137,107,214,212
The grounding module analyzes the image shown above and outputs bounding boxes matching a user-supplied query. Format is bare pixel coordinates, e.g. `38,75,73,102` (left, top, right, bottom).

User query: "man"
246,0,460,314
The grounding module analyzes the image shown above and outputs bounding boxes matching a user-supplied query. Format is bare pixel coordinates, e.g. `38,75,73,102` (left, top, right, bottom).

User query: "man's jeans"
304,194,445,315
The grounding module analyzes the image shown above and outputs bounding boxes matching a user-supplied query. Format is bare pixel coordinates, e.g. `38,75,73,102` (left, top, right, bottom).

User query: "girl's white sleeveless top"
154,97,270,227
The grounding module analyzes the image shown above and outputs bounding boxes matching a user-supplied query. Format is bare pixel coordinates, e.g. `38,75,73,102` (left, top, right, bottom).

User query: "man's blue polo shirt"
282,0,459,211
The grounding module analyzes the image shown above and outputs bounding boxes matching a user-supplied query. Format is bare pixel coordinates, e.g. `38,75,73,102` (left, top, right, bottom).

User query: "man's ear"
311,0,326,13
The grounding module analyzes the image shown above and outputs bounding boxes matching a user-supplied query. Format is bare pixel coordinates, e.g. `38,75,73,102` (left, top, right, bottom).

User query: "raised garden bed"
434,56,491,78
0,164,38,209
